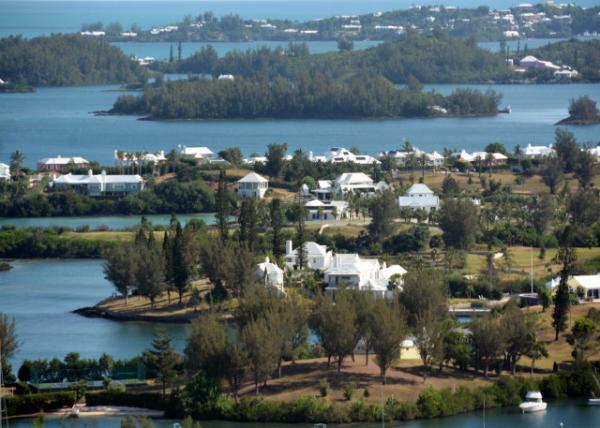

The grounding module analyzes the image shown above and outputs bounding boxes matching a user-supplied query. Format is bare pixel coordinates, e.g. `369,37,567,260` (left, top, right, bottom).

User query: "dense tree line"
165,35,512,84
111,72,501,120
0,34,147,86
0,179,215,217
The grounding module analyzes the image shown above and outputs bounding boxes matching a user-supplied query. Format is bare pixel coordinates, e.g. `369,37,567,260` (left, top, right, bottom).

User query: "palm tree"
10,150,24,178
116,150,125,174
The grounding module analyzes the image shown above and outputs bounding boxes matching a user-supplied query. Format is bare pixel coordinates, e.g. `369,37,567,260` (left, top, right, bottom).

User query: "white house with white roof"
285,240,333,270
471,152,509,165
523,144,554,159
546,273,600,301
311,180,334,201
328,147,380,165
0,163,10,181
52,170,144,196
305,199,348,221
114,150,166,166
37,156,89,172
237,172,268,199
179,146,214,162
398,183,440,212
324,253,407,298
335,172,375,196
256,257,285,294
519,55,560,71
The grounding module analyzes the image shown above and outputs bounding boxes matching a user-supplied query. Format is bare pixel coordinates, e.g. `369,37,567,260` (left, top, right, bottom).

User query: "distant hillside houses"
328,147,380,164
398,183,440,212
256,256,286,295
179,146,215,163
37,155,89,172
546,273,600,302
305,199,349,221
285,240,333,270
380,148,444,167
52,170,144,196
454,150,508,165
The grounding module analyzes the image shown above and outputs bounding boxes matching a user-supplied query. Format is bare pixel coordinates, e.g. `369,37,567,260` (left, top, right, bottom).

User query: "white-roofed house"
256,257,286,295
523,144,555,159
546,273,600,302
179,146,214,163
324,253,407,299
237,172,269,199
311,180,333,201
454,150,475,163
305,199,348,221
0,163,10,181
285,240,333,270
52,170,144,197
587,146,600,162
398,183,440,212
334,172,375,197
471,152,509,166
37,155,89,172
114,150,166,166
328,147,380,165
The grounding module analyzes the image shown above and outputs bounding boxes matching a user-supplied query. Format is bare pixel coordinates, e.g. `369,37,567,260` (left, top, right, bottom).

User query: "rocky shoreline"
73,306,199,324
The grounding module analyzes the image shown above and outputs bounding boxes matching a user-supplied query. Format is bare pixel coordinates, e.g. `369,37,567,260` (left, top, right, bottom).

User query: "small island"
557,96,600,125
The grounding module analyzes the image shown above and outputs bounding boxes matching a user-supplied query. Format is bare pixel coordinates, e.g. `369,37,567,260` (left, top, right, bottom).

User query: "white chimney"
286,240,293,255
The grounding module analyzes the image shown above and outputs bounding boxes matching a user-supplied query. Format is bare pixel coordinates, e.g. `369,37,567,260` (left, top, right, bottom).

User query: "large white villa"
523,144,555,159
285,240,333,270
398,183,440,212
328,147,380,165
546,273,600,302
114,150,166,165
37,155,89,172
237,172,269,199
52,170,144,196
334,172,375,196
0,163,10,181
324,253,407,299
179,146,214,162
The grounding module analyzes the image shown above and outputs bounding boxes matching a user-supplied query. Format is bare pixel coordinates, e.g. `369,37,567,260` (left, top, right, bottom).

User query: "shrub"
343,383,356,401
363,388,370,398
5,392,76,416
319,379,330,397
417,388,446,418
540,374,568,399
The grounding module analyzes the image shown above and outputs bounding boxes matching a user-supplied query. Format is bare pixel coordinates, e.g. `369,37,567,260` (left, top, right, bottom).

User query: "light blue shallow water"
4,0,600,38
1,83,599,168
0,213,216,230
0,260,187,366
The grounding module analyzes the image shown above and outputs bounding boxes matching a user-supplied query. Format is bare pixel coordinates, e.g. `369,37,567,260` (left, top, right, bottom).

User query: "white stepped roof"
238,172,268,183
336,172,373,186
38,156,89,165
406,183,434,195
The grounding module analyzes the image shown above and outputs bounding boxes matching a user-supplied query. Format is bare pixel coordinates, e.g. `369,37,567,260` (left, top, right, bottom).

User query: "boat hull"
519,402,547,413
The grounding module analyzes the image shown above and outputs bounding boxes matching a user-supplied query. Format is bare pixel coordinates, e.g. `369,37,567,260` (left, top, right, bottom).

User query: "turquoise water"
0,213,216,230
5,0,600,38
8,399,600,427
0,260,187,366
1,83,599,168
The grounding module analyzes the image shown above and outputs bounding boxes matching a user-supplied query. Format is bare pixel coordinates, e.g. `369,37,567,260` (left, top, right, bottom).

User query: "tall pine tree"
215,169,230,243
553,229,577,341
270,198,285,259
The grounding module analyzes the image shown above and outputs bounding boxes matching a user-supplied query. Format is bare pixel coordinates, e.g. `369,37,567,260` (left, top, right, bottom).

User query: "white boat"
519,391,547,413
588,398,600,406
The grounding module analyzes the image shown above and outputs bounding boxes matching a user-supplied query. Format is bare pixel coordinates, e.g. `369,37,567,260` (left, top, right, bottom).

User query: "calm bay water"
9,399,600,427
0,213,216,230
1,83,599,168
4,0,600,38
0,260,187,366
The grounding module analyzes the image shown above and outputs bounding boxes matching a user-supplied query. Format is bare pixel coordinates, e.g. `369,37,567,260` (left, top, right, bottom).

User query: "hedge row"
85,391,167,410
5,392,76,416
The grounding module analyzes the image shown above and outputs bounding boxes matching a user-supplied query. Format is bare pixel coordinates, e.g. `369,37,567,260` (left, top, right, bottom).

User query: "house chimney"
87,169,93,176
286,240,293,255
101,170,106,176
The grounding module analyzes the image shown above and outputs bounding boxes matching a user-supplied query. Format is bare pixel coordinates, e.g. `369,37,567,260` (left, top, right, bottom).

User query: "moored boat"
519,391,547,413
